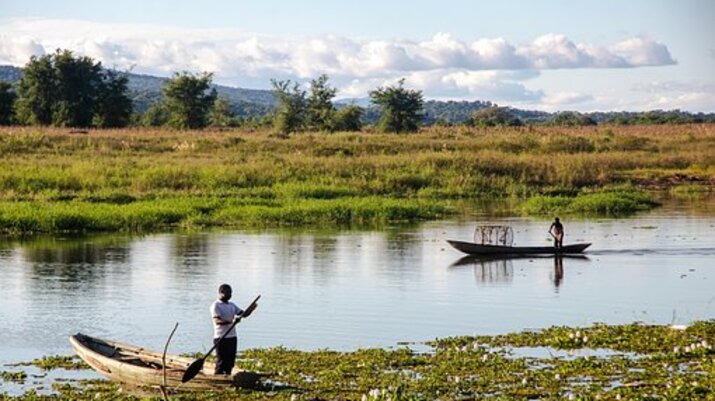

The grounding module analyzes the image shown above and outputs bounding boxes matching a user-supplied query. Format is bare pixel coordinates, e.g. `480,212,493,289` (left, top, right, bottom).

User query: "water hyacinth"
5,320,715,400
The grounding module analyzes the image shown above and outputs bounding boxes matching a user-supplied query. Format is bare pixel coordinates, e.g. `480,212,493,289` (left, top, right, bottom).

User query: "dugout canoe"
446,240,591,255
69,333,261,391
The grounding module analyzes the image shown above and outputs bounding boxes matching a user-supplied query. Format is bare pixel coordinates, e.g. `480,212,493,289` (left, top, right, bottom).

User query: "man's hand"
243,302,258,318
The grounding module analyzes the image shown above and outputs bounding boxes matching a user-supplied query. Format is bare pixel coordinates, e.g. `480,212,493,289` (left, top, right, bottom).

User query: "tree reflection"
170,234,211,272
19,236,131,288
20,236,130,265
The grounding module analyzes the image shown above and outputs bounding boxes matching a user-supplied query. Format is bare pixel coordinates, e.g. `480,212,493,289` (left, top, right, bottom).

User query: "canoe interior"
447,240,591,255
70,333,261,391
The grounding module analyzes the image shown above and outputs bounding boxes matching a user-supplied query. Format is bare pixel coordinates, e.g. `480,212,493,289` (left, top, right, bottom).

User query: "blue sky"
1,0,713,111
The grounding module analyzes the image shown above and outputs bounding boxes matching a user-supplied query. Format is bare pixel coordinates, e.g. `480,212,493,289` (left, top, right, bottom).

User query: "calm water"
1,198,714,367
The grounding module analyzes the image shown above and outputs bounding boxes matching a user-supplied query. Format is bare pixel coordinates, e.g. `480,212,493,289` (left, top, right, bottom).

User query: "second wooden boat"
447,239,591,255
70,333,261,391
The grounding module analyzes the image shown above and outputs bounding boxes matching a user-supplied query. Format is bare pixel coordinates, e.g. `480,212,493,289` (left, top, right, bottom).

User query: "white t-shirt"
210,300,244,339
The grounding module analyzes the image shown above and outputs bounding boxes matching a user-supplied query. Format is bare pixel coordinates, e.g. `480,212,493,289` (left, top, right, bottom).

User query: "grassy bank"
521,185,661,216
2,321,713,400
0,125,713,234
0,197,445,234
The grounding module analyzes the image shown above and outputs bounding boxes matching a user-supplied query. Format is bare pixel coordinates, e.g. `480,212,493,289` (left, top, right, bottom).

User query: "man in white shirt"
210,284,245,375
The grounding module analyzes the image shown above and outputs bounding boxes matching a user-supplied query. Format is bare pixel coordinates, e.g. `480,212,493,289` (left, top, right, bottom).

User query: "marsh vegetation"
1,321,712,400
0,125,713,234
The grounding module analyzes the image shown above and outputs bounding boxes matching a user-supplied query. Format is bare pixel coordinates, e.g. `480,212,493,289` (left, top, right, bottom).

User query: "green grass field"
0,124,713,234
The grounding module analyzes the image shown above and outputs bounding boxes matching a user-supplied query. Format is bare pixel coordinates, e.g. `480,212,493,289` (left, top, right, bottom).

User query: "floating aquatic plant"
3,321,713,400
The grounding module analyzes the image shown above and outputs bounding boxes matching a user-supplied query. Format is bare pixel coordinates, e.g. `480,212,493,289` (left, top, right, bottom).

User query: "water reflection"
1,198,715,361
170,234,210,271
554,256,564,288
20,236,130,265
12,236,133,292
450,254,589,289
450,256,514,284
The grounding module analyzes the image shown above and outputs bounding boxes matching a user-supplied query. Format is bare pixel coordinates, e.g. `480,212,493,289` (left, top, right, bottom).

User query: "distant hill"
0,65,21,82
0,65,276,118
2,65,713,124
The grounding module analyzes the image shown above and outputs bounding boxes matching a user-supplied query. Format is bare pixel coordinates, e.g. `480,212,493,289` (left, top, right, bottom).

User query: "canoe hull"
70,333,260,391
447,240,591,255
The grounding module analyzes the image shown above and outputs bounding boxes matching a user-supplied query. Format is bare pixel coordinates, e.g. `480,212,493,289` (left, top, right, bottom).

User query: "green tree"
163,72,217,129
369,79,424,133
331,105,363,132
52,50,102,127
141,103,169,127
468,106,523,127
15,54,57,125
550,111,596,126
0,80,16,125
209,96,236,128
307,74,337,131
93,70,132,128
15,50,132,128
272,79,307,134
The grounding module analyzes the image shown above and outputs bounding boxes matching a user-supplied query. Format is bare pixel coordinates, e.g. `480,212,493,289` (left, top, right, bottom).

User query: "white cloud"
339,70,542,103
0,18,676,73
646,92,714,112
632,80,715,94
543,91,594,106
0,35,45,65
631,80,715,112
610,37,675,67
0,17,683,108
518,34,597,69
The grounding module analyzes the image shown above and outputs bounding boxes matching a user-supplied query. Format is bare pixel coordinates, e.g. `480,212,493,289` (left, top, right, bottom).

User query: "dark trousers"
214,336,237,375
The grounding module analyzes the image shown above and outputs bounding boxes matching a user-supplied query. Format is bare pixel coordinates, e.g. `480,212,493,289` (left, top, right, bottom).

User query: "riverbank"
1,125,713,235
1,321,712,400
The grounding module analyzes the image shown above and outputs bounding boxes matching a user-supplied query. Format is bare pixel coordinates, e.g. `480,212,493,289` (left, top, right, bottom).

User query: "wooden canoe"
69,333,261,391
447,240,591,255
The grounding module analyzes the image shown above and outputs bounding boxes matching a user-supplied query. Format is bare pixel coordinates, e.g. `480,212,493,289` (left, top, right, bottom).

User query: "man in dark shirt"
549,217,564,249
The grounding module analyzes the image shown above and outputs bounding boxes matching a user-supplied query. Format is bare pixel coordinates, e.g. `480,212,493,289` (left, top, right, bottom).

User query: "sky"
1,0,714,112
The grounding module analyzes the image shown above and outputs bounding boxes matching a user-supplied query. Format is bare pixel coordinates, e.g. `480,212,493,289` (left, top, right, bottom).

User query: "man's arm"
213,316,232,326
211,303,233,325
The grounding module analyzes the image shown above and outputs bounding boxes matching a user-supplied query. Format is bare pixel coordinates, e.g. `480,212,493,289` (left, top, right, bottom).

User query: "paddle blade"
182,358,205,383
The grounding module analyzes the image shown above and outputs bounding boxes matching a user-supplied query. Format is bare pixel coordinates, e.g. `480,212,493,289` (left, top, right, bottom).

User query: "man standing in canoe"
210,284,251,375
549,217,564,249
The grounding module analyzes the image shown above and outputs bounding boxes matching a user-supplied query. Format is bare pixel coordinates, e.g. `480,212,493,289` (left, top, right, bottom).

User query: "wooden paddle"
181,295,261,384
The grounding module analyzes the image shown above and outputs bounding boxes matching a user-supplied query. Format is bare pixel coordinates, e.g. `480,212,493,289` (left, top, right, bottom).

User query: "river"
1,197,714,367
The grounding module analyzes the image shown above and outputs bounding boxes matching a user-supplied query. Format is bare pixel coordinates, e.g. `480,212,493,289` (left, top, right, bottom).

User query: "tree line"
0,50,425,133
0,50,712,131
1,50,132,128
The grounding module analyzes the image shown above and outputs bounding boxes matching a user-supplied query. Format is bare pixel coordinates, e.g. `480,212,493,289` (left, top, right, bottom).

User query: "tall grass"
521,186,661,216
0,197,447,234
0,125,713,234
